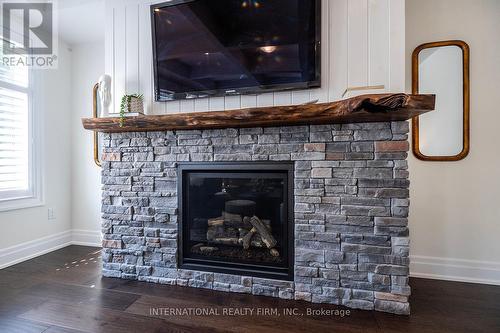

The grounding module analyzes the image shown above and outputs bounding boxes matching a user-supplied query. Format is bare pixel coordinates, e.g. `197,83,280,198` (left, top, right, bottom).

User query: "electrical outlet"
48,208,56,220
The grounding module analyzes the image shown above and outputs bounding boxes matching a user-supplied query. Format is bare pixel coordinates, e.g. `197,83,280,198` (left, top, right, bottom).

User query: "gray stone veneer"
100,122,411,315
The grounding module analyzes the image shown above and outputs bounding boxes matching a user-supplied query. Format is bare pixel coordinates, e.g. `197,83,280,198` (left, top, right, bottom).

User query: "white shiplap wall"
105,0,405,115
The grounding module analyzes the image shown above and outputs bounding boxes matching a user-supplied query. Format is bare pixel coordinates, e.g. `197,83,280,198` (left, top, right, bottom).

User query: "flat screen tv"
151,0,321,101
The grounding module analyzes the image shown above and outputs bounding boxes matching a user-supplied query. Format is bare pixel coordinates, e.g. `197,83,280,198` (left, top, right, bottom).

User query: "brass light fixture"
92,83,101,167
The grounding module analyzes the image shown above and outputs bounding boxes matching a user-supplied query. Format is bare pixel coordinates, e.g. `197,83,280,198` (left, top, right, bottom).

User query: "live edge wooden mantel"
82,93,435,133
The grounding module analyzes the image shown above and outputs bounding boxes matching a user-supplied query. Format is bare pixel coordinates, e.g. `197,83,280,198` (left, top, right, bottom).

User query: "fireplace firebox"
178,163,294,280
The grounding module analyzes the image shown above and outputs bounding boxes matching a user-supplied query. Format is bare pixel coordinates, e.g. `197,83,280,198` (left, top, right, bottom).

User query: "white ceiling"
57,0,105,46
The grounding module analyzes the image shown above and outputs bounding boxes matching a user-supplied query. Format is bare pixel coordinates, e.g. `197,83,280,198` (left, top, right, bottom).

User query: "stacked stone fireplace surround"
100,121,412,315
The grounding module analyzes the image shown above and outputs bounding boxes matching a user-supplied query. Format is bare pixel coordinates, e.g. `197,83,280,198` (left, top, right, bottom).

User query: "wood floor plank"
0,318,49,333
0,270,42,292
0,291,48,318
92,278,232,307
43,327,89,333
19,301,221,333
19,281,140,311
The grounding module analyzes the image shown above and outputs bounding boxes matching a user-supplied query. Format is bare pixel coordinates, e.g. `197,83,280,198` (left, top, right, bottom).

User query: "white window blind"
0,42,31,201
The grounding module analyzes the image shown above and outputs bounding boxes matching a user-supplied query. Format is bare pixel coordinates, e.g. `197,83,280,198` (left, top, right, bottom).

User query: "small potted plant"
119,93,144,127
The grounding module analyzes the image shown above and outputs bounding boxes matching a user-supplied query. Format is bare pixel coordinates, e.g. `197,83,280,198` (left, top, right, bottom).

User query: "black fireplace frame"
177,162,294,281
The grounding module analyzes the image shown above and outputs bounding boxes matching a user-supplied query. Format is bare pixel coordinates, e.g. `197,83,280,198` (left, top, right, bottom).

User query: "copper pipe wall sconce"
92,83,101,167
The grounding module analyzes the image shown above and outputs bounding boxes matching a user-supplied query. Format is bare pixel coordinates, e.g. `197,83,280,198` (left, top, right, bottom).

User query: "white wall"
0,40,74,267
105,0,405,114
70,42,104,245
407,0,500,284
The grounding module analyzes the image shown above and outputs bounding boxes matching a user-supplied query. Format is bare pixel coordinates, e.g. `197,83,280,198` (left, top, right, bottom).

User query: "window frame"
0,33,43,212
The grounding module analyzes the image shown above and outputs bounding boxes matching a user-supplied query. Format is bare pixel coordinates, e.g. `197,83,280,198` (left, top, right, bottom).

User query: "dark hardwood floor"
0,246,498,333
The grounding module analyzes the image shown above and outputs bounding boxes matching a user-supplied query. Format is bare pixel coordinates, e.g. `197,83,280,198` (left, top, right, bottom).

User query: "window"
0,40,42,211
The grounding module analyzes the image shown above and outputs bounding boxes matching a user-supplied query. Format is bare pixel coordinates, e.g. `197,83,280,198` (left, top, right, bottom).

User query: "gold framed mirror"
412,40,470,161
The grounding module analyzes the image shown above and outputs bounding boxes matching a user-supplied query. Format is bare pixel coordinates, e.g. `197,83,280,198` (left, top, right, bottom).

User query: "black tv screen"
152,0,321,101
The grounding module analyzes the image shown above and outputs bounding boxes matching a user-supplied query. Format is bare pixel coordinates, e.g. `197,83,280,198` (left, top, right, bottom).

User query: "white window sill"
0,196,44,212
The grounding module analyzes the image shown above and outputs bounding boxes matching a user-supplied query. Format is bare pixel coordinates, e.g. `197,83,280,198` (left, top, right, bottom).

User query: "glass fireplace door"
178,163,293,280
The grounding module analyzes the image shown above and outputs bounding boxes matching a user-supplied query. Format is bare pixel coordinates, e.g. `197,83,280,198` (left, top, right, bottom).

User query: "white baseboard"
71,229,102,247
0,229,102,269
410,255,500,286
0,230,73,269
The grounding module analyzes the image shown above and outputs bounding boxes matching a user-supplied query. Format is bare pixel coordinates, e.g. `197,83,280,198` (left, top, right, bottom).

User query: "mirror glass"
417,45,463,156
